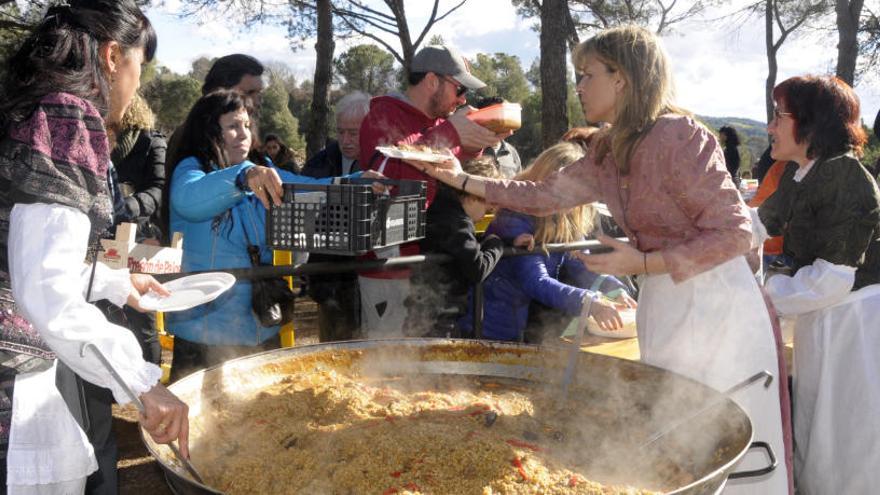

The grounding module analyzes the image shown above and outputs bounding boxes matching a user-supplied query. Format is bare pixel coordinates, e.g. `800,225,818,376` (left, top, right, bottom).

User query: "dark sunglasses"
440,75,468,97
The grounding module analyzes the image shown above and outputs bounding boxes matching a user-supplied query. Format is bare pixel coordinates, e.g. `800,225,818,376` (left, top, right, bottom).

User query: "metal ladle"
560,294,596,398
558,240,626,398
80,342,206,484
640,370,774,449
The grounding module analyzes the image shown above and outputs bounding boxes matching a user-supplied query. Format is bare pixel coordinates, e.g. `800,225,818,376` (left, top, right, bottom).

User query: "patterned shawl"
0,92,113,360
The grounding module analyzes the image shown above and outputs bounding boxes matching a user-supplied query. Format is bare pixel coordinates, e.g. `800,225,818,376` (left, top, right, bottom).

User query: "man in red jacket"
358,45,506,337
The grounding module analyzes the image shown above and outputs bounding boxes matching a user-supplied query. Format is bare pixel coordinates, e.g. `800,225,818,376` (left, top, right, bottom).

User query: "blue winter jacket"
165,157,340,345
460,210,627,341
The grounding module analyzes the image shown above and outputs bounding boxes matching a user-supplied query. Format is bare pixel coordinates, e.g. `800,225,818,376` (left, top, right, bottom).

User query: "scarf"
0,92,113,361
0,92,113,253
110,127,141,165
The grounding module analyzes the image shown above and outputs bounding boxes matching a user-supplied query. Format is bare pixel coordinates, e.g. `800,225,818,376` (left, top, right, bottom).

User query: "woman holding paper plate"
164,89,378,381
0,1,190,492
408,25,792,493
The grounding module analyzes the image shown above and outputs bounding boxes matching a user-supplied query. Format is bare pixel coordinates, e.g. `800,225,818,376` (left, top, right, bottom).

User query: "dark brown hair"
169,89,248,175
1,0,156,129
772,76,867,159
163,89,250,236
202,54,264,95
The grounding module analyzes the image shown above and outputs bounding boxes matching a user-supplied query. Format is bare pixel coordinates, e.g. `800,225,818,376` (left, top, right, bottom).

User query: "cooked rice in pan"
194,368,683,494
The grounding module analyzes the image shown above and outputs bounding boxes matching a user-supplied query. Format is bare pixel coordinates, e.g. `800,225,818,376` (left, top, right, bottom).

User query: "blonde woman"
410,25,792,493
108,93,167,243
460,141,634,342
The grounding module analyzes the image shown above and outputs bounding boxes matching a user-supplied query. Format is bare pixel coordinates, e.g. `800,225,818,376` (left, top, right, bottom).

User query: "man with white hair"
301,91,371,342
301,91,370,178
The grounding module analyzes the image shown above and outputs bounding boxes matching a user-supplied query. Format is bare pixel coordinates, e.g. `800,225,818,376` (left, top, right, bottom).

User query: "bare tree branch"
340,0,394,21
412,0,441,49
331,7,400,33
433,0,467,23
335,13,405,64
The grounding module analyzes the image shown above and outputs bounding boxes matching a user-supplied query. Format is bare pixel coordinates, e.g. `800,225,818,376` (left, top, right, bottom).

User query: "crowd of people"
0,1,878,494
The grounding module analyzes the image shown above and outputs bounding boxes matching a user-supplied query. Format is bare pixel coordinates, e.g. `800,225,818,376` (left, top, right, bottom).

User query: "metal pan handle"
727,441,777,479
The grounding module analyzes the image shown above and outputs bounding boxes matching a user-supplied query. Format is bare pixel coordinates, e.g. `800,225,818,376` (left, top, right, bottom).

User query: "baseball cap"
411,45,486,90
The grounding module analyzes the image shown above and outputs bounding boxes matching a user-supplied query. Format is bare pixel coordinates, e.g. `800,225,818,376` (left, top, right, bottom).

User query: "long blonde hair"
515,142,595,245
573,25,687,174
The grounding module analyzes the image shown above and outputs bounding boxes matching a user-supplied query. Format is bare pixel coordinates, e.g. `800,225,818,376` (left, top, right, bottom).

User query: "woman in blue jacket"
462,142,635,342
164,90,363,380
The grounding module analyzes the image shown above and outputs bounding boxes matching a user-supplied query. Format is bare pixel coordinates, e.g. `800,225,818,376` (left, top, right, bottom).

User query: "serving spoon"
80,342,206,484
559,294,596,398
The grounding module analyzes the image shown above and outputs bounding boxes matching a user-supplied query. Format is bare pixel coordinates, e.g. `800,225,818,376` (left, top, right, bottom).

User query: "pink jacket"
485,114,751,283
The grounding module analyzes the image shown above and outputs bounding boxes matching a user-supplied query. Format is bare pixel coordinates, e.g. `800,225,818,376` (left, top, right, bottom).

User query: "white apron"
791,283,880,495
7,361,96,493
638,256,791,494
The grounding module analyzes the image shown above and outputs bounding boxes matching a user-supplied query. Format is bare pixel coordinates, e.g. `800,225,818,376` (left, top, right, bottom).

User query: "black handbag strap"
240,199,264,268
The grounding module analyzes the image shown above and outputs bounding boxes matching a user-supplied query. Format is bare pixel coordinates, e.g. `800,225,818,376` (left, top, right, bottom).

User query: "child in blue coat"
460,142,635,342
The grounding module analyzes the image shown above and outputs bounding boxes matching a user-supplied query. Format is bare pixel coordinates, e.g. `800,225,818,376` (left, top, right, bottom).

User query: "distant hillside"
698,115,769,172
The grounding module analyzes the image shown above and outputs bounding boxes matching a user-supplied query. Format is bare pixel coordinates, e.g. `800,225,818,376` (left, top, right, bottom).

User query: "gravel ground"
115,297,320,494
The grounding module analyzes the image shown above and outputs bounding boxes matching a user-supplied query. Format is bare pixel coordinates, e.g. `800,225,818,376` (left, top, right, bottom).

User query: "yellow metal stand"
156,311,173,383
274,249,296,347
474,213,494,234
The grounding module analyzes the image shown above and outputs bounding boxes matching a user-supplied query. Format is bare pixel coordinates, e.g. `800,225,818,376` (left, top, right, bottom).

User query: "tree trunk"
307,0,334,158
765,0,776,124
835,0,863,86
390,0,415,76
540,0,569,148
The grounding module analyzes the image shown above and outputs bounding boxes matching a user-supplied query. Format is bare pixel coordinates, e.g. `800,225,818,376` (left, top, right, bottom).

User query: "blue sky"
146,0,880,125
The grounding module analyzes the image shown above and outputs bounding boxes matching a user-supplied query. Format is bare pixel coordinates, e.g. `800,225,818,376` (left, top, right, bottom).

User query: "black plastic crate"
267,178,426,255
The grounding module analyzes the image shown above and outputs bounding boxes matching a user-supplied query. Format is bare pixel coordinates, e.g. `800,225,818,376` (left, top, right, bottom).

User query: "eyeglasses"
440,75,468,97
773,107,792,120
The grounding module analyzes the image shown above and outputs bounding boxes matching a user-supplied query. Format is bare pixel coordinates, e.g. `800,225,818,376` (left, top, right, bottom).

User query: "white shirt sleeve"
765,258,855,316
80,257,132,306
8,203,161,403
749,206,770,250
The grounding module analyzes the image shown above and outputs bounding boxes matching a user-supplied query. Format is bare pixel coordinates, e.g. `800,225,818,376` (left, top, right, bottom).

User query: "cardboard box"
98,223,182,274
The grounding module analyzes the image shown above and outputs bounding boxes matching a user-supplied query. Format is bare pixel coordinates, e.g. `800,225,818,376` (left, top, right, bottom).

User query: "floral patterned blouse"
485,114,752,283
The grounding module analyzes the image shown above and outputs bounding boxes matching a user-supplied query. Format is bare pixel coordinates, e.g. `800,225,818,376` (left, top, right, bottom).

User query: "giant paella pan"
143,339,774,494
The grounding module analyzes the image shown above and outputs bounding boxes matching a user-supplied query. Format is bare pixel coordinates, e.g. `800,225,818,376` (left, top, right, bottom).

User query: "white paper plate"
586,308,638,339
375,145,455,164
139,272,235,312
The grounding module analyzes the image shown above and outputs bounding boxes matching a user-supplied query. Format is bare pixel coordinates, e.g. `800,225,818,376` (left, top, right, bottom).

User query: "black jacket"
723,145,741,177
111,129,166,240
301,140,360,304
753,146,774,183
301,140,359,179
873,109,880,141
759,154,880,290
405,186,504,337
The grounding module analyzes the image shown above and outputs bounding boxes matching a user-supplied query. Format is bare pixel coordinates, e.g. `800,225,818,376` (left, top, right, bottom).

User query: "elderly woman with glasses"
757,75,880,494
